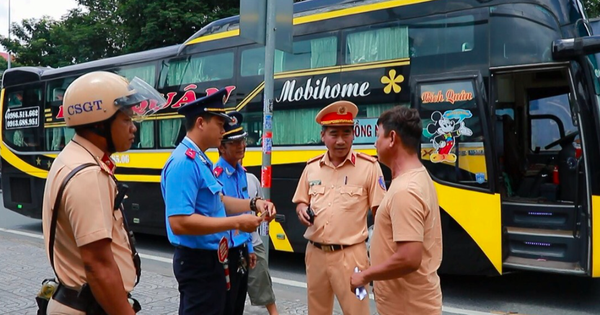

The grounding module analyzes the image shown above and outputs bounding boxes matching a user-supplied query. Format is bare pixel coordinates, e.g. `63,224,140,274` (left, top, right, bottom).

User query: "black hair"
184,112,214,131
376,106,422,153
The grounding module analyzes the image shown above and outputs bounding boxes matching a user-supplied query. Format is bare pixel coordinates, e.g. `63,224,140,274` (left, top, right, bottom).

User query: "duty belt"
310,241,346,252
52,285,88,312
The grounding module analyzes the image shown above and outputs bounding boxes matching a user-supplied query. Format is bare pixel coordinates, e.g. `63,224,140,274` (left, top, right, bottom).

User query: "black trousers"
173,246,227,315
224,245,249,315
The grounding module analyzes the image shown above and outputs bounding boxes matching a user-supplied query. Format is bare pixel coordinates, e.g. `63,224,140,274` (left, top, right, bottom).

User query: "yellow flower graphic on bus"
381,69,404,94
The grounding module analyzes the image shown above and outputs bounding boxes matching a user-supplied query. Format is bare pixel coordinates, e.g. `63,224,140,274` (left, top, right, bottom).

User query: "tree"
0,17,71,67
118,0,240,53
584,0,600,19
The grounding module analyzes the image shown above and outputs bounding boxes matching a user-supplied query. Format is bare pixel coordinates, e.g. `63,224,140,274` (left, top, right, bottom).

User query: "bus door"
1,82,46,219
491,65,589,275
413,72,503,275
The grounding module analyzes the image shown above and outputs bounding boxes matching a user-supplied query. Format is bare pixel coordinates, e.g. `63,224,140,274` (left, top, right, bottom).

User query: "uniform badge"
214,166,223,177
185,148,196,159
309,180,321,186
351,153,356,165
378,176,387,191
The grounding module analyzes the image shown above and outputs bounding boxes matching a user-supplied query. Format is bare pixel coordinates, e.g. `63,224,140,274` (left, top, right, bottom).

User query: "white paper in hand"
354,267,367,301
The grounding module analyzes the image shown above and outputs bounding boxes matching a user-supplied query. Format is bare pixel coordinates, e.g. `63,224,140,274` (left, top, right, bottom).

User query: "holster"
53,284,140,314
51,284,101,313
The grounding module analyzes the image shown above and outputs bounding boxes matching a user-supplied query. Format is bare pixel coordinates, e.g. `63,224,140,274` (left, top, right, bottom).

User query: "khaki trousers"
305,241,370,315
47,298,85,315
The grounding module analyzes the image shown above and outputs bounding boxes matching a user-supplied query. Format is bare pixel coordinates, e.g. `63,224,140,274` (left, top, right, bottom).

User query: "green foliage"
584,0,600,19
1,0,241,67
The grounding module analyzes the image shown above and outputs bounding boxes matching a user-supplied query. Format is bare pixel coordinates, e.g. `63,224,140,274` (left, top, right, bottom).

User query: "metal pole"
260,0,276,261
7,0,11,69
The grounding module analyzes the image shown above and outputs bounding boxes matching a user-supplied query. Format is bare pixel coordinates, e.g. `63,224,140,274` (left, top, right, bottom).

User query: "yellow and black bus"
4,0,600,276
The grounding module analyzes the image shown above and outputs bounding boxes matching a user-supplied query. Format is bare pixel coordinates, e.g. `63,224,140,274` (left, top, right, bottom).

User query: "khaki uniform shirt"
370,166,442,315
42,134,136,291
292,150,386,245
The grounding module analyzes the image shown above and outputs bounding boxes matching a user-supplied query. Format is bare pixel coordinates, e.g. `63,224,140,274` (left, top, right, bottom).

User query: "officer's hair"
376,106,422,154
184,113,214,131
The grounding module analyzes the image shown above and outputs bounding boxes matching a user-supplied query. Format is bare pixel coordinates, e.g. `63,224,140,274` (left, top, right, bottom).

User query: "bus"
3,0,600,276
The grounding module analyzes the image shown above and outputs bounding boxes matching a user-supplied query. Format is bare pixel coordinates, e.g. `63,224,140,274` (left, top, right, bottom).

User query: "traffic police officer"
292,100,387,315
214,111,255,315
42,72,159,314
161,88,276,315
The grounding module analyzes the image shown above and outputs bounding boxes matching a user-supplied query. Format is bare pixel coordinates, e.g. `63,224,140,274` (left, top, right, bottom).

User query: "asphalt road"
2,198,600,315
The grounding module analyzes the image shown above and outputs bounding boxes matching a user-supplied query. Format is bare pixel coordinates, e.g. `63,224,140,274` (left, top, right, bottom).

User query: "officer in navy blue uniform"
160,88,276,315
214,112,255,315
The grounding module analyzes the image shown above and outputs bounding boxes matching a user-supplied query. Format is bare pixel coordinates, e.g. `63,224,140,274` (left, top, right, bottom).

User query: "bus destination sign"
5,106,40,130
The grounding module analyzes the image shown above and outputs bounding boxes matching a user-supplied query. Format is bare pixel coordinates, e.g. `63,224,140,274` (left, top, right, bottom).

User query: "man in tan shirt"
292,100,386,315
350,106,443,315
42,72,162,314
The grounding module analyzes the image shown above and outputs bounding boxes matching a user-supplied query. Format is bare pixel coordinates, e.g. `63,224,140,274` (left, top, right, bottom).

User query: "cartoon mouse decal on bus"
426,110,473,163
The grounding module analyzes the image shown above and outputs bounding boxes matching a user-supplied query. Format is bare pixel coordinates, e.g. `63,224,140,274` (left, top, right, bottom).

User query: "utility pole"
259,0,277,259
7,0,11,69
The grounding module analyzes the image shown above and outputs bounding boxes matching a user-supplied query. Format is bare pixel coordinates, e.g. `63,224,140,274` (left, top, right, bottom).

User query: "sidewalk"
0,231,337,315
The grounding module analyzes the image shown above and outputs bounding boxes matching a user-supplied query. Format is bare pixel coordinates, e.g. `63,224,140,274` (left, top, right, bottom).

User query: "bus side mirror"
552,35,600,60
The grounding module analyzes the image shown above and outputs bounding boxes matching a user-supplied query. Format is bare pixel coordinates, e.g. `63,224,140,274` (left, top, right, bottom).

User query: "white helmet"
63,71,165,127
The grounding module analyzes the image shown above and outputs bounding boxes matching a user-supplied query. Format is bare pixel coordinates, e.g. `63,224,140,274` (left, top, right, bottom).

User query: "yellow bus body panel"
434,183,502,274
593,195,600,277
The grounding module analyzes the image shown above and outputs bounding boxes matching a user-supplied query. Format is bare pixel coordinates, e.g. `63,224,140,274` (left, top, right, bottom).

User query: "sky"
0,0,78,51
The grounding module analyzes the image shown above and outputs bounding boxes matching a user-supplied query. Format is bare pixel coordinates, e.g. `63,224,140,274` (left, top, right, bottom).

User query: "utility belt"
310,240,363,252
53,284,141,314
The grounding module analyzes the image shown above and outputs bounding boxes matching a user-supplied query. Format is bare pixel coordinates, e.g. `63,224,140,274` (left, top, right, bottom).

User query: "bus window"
529,93,577,152
159,118,185,148
409,15,474,58
7,91,24,108
346,25,409,64
419,79,488,187
490,4,560,66
116,63,157,85
45,127,75,151
3,86,43,151
271,107,322,145
240,47,284,75
134,121,155,149
162,52,234,87
117,64,157,149
281,35,337,71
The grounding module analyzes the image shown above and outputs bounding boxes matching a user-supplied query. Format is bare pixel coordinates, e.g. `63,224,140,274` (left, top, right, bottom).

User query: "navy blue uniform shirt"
214,157,254,253
161,137,230,250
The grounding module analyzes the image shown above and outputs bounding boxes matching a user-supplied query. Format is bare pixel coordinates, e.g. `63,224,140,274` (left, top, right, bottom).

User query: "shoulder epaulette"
307,154,325,164
357,152,378,163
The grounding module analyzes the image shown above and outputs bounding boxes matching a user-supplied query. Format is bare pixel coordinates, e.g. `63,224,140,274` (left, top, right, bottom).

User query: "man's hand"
256,199,276,222
236,214,263,233
249,253,257,269
296,204,312,227
350,271,368,292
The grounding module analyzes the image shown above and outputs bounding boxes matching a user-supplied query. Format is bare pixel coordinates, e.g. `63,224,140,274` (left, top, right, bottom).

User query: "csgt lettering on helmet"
67,100,103,115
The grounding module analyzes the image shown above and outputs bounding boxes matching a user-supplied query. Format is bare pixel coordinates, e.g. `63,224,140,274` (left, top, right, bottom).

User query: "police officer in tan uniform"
292,100,387,315
42,72,162,314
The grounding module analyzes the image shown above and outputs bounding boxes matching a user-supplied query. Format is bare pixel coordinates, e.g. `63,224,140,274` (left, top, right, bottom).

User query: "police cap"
315,100,359,126
223,111,248,142
177,88,232,122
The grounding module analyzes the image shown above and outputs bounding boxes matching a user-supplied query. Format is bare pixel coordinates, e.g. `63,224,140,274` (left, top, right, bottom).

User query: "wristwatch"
250,197,262,212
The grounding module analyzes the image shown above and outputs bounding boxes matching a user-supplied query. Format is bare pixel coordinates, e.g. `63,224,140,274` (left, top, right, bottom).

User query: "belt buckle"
322,245,334,252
